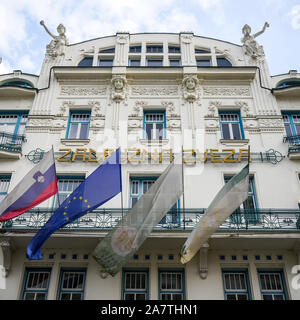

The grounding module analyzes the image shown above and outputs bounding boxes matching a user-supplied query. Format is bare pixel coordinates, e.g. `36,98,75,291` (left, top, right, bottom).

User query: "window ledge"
139,139,169,146
220,139,249,147
61,139,90,146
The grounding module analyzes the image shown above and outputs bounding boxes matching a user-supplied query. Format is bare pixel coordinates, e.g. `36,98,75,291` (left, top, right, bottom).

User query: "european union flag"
27,148,122,260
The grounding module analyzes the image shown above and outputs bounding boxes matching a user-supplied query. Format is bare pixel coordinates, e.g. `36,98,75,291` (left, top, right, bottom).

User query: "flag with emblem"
92,158,183,276
180,164,249,264
26,148,122,260
0,148,58,222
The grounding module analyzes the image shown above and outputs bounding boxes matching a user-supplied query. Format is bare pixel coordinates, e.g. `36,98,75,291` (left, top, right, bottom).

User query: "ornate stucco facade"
0,24,300,300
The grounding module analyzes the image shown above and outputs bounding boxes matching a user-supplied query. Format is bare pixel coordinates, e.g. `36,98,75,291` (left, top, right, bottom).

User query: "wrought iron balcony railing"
0,131,26,153
1,208,300,231
288,144,300,155
283,134,300,144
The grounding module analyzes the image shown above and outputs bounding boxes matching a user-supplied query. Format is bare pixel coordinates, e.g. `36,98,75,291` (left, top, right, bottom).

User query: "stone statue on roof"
241,22,269,59
40,20,68,58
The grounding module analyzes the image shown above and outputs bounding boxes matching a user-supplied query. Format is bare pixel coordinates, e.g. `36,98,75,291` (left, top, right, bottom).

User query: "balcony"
0,131,26,159
1,208,300,232
283,134,300,160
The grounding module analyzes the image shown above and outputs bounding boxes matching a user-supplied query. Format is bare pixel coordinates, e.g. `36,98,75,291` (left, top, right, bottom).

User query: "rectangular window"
169,59,181,67
196,59,211,67
282,112,300,143
146,45,163,53
144,111,165,140
122,269,149,300
222,269,251,300
129,58,141,67
58,269,86,300
21,268,51,300
219,111,244,140
224,176,258,224
159,269,185,300
129,46,142,53
130,177,179,225
168,46,180,53
98,58,114,67
258,270,288,300
53,176,85,208
0,176,10,203
146,58,163,67
66,111,91,140
0,112,28,136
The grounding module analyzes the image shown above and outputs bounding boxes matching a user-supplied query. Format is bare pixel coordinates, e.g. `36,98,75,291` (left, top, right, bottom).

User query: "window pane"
263,294,273,300
78,58,93,67
231,123,241,139
125,293,135,300
173,294,183,300
226,294,237,300
129,59,141,67
237,294,248,300
69,123,78,139
99,59,114,67
146,123,153,140
169,59,181,67
222,123,231,139
156,123,163,140
136,294,146,300
147,59,163,67
61,293,71,300
79,123,89,139
71,293,83,300
196,59,211,67
24,292,35,300
284,124,293,137
217,58,232,67
36,293,46,300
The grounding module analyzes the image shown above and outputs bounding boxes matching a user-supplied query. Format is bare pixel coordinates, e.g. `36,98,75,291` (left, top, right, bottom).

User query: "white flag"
93,160,183,276
180,164,249,264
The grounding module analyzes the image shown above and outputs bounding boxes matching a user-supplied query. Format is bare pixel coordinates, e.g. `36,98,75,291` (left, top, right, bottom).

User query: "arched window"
276,80,300,89
78,57,93,67
217,58,232,67
1,80,34,88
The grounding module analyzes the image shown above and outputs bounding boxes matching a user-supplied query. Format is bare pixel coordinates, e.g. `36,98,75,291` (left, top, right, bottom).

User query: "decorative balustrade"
1,208,299,231
0,131,26,153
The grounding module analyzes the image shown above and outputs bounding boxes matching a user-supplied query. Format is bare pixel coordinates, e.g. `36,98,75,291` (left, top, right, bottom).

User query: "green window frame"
57,268,87,300
222,269,251,300
21,268,51,300
258,269,288,300
66,110,91,140
158,269,185,300
219,110,244,140
122,269,149,300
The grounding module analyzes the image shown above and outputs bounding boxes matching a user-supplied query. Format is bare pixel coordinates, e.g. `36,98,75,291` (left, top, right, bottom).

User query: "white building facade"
0,24,300,300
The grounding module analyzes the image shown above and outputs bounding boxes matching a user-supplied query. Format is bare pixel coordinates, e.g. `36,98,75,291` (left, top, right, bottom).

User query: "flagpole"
52,145,61,208
119,147,124,220
245,144,251,230
181,146,186,230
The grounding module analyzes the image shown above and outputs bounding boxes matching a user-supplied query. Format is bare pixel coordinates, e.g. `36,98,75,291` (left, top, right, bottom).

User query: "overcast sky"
0,0,299,77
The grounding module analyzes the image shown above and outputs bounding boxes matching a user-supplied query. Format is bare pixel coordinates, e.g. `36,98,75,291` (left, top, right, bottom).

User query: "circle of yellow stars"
63,195,91,221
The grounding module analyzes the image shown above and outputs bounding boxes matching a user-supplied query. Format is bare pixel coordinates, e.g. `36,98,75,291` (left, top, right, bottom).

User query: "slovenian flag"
0,149,58,221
